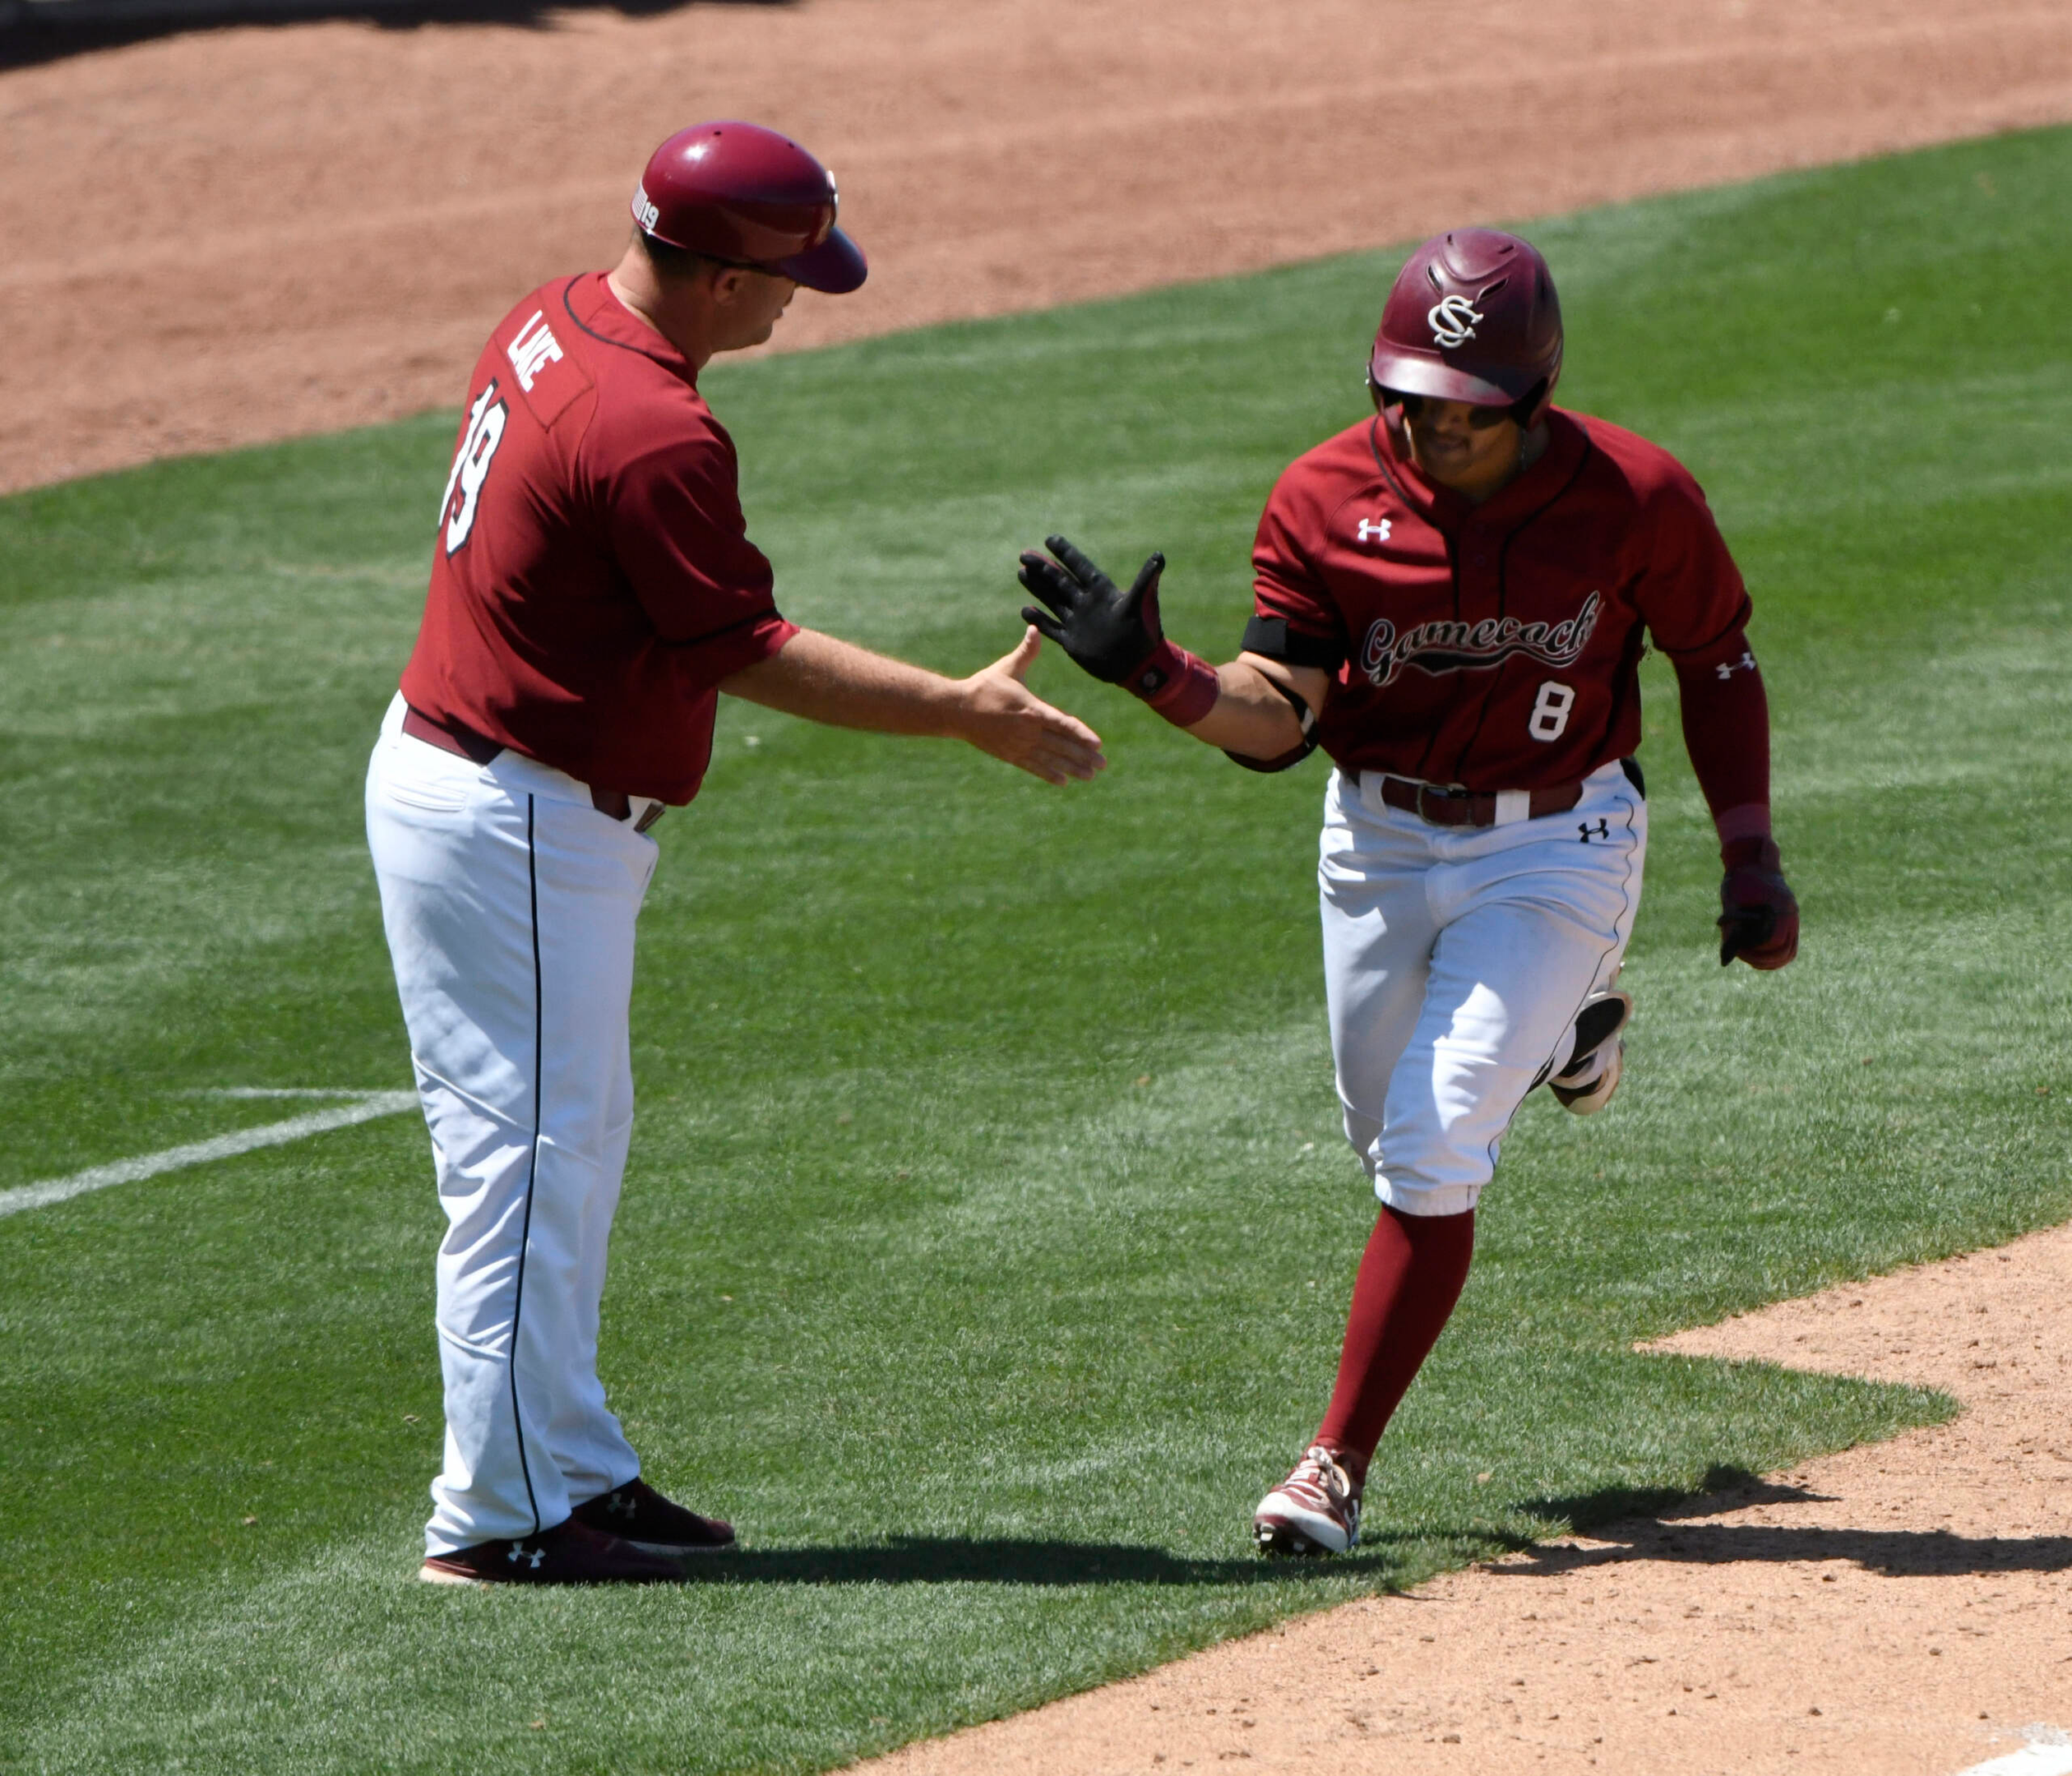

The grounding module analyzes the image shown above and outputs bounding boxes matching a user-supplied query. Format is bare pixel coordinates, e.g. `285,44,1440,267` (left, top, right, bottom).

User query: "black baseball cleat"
419,1517,684,1585
571,1478,736,1556
1548,989,1634,1115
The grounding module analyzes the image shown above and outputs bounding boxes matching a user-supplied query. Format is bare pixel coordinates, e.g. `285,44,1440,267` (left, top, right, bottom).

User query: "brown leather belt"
1372,772,1584,828
401,704,664,833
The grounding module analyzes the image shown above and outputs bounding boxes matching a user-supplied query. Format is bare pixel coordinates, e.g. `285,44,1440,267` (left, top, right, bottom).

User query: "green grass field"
2,126,2068,1774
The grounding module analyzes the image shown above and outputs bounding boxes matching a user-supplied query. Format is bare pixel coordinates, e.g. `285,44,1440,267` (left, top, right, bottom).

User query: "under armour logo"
606,1493,636,1518
1356,518,1392,545
507,1542,546,1570
1428,295,1484,349
1714,650,1757,681
1578,818,1609,844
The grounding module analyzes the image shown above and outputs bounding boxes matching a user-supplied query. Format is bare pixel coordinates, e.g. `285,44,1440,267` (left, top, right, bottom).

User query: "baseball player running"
1018,229,1797,1556
368,122,1103,1586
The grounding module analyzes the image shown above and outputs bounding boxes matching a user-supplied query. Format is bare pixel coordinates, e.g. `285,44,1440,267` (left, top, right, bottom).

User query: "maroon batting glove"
1718,836,1800,969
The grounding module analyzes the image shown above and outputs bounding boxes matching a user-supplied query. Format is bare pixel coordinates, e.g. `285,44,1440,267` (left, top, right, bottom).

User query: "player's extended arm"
1015,535,1329,768
1675,637,1799,969
718,626,1106,786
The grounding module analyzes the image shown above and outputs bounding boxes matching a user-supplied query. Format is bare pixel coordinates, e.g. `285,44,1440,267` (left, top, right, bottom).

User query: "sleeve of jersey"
605,432,798,681
1673,641,1770,823
1631,466,1753,663
1242,477,1350,669
1639,470,1770,826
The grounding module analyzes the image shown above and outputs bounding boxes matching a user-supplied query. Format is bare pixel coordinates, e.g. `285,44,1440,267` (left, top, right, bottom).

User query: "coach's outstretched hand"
1018,534,1168,685
719,626,1103,787
1718,837,1800,969
955,627,1109,784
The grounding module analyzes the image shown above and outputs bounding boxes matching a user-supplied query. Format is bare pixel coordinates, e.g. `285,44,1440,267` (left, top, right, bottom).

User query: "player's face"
1392,394,1523,503
709,268,799,351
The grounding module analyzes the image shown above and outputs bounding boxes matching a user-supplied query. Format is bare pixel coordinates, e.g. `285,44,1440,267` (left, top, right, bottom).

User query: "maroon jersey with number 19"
401,271,798,805
1246,407,1752,792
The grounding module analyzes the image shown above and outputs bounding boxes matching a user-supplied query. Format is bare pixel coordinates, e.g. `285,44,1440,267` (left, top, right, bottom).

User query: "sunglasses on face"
1384,390,1515,430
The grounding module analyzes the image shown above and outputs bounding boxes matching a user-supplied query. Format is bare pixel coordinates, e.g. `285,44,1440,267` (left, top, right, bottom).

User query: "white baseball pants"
1320,760,1647,1219
365,694,658,1556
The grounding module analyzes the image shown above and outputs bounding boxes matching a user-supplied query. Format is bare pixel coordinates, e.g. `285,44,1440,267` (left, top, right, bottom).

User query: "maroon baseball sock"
1313,1204,1477,1483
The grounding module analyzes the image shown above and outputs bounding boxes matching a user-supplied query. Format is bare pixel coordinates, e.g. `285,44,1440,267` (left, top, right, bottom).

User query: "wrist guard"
1133,641,1220,728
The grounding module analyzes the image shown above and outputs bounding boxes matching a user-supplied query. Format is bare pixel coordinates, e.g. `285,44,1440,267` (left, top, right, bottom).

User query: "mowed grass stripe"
2,127,2068,1774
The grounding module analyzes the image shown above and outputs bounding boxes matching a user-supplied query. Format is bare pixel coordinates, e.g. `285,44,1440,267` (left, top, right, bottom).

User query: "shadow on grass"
678,1533,1492,1588
1503,1465,2072,1579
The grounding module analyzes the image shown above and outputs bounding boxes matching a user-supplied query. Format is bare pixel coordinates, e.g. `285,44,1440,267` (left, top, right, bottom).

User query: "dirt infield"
861,1226,2072,1775
4,0,2072,492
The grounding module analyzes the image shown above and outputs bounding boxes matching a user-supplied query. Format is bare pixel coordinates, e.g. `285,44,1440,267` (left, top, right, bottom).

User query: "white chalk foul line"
0,1090,419,1219
1954,1737,2072,1776
173,1087,397,1100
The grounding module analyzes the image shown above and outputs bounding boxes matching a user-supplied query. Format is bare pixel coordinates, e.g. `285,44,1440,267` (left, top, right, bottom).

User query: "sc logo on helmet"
1427,295,1483,349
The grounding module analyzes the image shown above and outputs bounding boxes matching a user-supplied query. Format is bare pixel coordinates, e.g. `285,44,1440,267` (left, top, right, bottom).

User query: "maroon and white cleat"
419,1517,684,1585
1253,1445,1362,1556
571,1478,736,1556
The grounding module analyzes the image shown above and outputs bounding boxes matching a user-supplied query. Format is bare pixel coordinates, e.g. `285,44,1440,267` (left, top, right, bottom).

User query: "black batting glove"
1718,837,1800,969
1017,535,1167,687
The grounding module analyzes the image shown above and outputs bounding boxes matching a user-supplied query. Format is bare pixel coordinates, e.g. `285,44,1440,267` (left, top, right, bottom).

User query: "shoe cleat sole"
1255,1521,1348,1558
1552,1039,1623,1115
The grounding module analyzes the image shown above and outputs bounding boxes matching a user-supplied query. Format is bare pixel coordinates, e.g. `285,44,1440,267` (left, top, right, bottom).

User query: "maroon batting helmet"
1367,229,1562,423
631,121,867,295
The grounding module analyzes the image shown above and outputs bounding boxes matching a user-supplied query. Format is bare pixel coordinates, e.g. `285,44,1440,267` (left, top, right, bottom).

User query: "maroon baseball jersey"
1246,407,1751,791
400,271,798,804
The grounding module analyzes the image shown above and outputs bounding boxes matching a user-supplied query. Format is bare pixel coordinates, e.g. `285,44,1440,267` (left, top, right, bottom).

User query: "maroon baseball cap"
1368,229,1562,422
631,121,867,295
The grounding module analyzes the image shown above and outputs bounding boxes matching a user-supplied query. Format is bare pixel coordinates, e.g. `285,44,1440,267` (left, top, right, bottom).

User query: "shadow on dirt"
1521,1464,1829,1530
0,0,789,72
1506,1465,2072,1579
